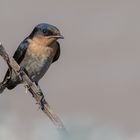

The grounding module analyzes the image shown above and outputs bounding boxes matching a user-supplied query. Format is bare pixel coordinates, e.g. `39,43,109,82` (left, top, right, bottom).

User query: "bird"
0,23,64,93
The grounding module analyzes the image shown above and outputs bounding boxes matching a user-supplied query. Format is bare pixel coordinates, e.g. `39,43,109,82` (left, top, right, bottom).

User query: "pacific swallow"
0,23,64,93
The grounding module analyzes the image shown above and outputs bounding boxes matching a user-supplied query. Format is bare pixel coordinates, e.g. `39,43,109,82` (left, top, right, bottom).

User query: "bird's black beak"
55,35,64,39
48,34,64,39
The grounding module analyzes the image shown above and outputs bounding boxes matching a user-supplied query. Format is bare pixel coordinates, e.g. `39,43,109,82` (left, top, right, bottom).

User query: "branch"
0,43,68,135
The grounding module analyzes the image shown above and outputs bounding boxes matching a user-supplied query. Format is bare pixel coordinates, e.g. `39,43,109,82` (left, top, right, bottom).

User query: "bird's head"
29,23,64,45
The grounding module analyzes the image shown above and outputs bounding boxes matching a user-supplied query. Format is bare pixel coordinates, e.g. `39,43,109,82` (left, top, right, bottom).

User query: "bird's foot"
16,66,26,81
18,67,26,76
40,96,46,110
36,93,46,110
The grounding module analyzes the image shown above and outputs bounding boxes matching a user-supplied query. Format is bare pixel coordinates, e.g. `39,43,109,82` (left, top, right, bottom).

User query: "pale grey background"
0,0,140,139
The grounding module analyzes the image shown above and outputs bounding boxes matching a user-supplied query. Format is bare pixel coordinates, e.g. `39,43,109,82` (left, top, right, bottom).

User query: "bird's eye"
43,29,47,34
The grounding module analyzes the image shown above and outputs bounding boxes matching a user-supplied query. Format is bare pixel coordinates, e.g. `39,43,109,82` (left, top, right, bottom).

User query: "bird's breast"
20,42,57,82
28,42,54,59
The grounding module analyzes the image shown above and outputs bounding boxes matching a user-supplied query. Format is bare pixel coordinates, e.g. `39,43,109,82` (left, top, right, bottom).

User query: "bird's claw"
36,94,45,110
16,66,26,81
18,67,25,76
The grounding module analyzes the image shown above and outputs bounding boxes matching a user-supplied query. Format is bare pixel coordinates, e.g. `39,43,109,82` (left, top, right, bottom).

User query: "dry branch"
0,43,68,135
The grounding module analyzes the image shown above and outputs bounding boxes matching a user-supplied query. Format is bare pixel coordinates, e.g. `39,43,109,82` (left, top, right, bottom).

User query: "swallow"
0,23,64,93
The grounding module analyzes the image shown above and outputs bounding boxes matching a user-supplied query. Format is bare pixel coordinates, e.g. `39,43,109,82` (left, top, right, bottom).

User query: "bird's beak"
48,34,64,39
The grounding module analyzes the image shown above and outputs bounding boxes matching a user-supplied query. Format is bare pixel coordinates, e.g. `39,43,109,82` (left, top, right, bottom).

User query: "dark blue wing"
52,41,60,63
2,38,29,82
13,38,29,64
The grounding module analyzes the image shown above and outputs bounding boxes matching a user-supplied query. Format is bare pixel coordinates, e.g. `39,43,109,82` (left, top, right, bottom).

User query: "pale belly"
20,54,52,82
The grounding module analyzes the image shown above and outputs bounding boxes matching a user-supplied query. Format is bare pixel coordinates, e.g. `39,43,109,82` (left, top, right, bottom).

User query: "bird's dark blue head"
29,23,64,40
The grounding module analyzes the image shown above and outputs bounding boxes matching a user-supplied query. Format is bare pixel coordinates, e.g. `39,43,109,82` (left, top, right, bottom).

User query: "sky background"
0,0,140,139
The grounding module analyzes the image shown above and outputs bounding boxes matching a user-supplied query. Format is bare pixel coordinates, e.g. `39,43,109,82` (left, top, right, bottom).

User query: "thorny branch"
0,43,68,135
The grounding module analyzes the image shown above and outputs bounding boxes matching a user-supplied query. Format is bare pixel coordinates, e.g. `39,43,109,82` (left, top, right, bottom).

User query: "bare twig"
0,43,68,135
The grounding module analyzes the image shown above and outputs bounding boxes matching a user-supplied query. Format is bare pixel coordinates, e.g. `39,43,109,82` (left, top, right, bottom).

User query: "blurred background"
0,0,140,139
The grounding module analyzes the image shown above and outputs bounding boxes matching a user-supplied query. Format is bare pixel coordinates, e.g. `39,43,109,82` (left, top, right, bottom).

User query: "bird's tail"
0,81,7,94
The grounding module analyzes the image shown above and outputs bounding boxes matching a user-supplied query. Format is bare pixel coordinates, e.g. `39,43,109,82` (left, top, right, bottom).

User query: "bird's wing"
13,38,29,64
52,41,60,63
2,38,29,82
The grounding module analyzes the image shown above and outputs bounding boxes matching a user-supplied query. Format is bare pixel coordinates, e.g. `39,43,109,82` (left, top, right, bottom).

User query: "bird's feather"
1,38,29,86
13,38,29,64
52,41,60,63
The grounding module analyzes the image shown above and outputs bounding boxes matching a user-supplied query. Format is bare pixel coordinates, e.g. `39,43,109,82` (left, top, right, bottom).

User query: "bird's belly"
17,42,56,82
20,56,52,82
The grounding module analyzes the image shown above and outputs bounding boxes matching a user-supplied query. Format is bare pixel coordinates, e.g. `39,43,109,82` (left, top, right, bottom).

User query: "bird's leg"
17,66,27,78
40,95,46,110
35,83,46,110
